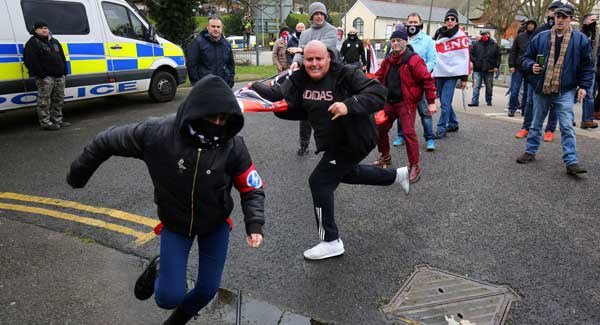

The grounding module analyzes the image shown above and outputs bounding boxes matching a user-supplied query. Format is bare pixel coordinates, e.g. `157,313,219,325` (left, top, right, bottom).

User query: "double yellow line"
0,192,157,246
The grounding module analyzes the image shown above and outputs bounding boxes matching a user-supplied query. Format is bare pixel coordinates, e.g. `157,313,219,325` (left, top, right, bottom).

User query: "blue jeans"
397,94,435,141
522,83,558,132
526,90,579,166
436,78,459,134
154,223,230,315
508,70,527,112
582,78,596,123
471,71,494,105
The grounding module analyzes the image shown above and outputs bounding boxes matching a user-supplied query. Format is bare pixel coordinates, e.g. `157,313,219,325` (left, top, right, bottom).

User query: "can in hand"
536,54,545,66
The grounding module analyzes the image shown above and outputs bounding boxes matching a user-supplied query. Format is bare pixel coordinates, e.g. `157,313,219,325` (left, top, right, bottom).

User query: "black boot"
163,305,194,325
134,255,159,300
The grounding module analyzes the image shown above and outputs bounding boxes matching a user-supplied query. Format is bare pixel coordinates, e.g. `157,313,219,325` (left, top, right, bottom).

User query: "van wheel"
149,71,177,102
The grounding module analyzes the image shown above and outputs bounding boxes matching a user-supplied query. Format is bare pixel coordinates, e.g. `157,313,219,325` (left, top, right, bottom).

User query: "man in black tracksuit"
468,31,500,106
251,40,410,260
23,21,70,130
67,75,264,324
340,27,366,68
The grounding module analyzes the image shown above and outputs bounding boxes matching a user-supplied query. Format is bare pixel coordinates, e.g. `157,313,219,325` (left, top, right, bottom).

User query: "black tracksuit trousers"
299,120,312,148
309,150,397,242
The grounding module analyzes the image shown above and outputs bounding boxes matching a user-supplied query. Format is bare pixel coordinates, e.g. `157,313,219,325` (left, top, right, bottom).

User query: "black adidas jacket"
67,76,265,237
252,62,386,158
23,34,68,78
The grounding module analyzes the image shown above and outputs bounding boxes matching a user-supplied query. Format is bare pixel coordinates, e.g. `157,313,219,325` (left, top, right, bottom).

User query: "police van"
0,0,187,111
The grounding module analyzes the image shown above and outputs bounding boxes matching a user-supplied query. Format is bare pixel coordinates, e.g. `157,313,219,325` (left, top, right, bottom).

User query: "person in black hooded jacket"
250,40,410,261
66,75,264,325
508,19,537,116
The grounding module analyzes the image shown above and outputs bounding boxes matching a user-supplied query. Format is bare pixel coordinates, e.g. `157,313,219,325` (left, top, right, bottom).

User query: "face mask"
547,16,555,26
407,25,422,37
481,35,490,42
188,120,227,149
584,21,597,31
348,33,357,39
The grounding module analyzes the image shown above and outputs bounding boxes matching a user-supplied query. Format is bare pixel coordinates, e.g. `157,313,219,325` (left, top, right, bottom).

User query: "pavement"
0,83,599,325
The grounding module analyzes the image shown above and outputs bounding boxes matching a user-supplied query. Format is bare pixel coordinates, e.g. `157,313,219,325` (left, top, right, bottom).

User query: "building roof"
356,0,472,24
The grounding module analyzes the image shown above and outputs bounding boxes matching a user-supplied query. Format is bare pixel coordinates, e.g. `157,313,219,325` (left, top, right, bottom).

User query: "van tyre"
149,71,177,102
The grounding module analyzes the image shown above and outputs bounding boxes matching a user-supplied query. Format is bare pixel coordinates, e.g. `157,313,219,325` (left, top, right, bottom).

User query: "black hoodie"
67,75,265,237
23,34,68,78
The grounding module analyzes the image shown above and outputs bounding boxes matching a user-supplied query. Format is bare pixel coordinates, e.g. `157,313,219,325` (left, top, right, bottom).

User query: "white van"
0,0,187,111
227,35,256,50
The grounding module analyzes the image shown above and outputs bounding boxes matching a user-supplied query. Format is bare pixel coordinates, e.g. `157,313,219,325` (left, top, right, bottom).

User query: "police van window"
21,0,90,35
102,2,146,41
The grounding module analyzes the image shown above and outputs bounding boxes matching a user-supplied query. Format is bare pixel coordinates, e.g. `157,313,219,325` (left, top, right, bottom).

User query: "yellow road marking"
0,202,153,243
0,192,157,227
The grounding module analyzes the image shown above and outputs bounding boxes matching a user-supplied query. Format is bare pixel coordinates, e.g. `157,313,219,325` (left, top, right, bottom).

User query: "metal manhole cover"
381,265,520,325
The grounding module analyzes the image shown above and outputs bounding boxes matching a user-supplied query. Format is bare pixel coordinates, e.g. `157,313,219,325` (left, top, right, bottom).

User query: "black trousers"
308,150,397,242
299,120,312,148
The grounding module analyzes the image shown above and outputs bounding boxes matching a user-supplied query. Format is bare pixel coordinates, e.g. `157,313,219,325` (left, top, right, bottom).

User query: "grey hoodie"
292,21,339,63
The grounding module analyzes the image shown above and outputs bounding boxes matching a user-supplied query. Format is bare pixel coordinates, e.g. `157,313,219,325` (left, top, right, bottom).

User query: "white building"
341,0,477,40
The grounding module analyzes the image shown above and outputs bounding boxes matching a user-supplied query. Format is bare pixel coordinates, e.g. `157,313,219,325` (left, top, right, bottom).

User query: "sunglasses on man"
445,17,456,22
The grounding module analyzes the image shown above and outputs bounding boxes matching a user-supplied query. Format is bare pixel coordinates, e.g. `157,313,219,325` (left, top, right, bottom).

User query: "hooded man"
516,1,562,141
340,27,366,68
468,31,501,107
288,2,340,156
432,8,469,139
23,21,70,130
579,13,600,128
508,18,537,117
67,75,265,324
517,4,594,175
373,25,437,183
186,15,235,87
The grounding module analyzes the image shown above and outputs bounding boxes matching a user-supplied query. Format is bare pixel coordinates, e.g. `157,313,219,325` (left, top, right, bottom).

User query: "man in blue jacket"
394,13,438,151
186,15,235,87
516,4,594,175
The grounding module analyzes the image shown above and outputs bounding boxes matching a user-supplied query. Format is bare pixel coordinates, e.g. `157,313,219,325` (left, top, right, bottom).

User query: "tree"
520,0,553,25
479,0,525,37
572,0,600,20
222,12,244,36
146,0,196,49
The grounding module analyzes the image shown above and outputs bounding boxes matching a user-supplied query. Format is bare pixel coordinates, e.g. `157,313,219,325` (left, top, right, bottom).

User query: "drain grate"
381,265,520,325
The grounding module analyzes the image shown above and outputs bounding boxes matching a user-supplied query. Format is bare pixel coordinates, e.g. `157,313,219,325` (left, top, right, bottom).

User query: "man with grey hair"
288,2,339,156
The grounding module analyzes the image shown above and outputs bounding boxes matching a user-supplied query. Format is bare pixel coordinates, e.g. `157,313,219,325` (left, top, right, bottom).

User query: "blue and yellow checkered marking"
0,41,185,81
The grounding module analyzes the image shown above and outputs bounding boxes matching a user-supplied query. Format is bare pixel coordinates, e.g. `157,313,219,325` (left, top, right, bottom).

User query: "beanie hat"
445,8,459,21
33,21,48,30
548,1,563,10
554,3,574,17
309,2,328,19
390,24,408,41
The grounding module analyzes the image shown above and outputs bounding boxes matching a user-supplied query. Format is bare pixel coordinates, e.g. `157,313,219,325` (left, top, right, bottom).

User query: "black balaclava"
188,119,228,150
583,21,597,36
407,25,422,37
295,31,302,38
547,16,555,27
348,33,357,40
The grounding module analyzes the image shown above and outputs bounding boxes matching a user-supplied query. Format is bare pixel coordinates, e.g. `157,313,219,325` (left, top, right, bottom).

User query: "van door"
99,0,157,90
18,0,109,98
0,0,25,110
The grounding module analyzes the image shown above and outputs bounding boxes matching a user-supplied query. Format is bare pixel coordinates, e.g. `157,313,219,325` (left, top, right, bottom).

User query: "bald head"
296,22,306,32
303,40,330,80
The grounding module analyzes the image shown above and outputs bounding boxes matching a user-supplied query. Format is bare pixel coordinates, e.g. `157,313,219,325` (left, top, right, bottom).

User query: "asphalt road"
0,85,599,324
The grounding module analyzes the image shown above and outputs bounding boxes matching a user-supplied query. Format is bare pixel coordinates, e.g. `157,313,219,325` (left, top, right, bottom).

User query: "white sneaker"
395,167,410,195
303,239,345,260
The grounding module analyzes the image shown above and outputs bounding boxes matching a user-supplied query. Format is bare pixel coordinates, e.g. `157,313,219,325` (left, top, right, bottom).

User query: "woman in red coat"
374,25,437,183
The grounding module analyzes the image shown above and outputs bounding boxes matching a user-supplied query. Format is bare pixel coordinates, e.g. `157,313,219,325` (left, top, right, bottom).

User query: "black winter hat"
445,8,459,21
390,24,408,41
548,1,563,10
33,21,48,30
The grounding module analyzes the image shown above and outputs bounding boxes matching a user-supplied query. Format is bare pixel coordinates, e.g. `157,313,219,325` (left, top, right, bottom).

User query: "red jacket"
375,48,436,109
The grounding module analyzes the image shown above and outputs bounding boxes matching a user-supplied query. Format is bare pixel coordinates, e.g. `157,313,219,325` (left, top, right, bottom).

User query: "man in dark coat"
508,19,537,117
468,31,501,107
340,27,366,68
186,15,235,87
23,21,70,130
250,40,410,260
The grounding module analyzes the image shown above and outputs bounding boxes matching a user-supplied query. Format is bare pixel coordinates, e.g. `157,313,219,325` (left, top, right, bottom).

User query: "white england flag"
432,29,470,78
